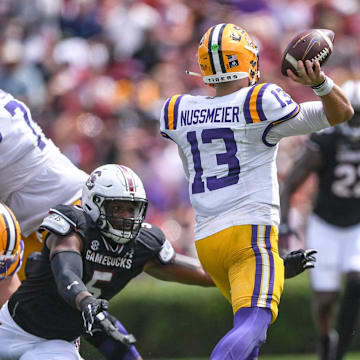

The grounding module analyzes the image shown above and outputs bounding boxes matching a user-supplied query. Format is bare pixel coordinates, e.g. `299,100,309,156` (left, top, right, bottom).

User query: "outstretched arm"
144,253,214,287
47,232,109,334
287,60,353,125
279,143,322,255
47,232,93,310
280,144,322,224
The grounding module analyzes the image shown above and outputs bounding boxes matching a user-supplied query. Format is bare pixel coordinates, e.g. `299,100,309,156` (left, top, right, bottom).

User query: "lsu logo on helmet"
0,202,23,279
197,23,259,86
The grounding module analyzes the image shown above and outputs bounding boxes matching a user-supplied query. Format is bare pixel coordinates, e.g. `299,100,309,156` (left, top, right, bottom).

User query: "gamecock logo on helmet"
86,171,101,190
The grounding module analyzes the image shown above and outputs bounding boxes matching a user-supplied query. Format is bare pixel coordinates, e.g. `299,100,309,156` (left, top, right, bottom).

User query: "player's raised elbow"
346,104,355,122
327,103,354,126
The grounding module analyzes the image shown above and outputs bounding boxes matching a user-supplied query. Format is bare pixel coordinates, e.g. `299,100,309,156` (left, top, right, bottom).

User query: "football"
281,29,335,76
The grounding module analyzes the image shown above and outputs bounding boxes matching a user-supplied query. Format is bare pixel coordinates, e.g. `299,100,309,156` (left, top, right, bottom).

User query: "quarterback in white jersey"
0,89,88,294
159,23,353,360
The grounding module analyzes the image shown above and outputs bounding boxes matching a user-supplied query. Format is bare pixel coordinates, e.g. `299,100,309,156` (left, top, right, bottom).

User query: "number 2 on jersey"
332,163,360,198
187,128,240,194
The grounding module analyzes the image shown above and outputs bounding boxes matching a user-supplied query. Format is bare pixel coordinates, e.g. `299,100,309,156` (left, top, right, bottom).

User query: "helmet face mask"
100,198,147,244
198,23,259,86
82,165,148,244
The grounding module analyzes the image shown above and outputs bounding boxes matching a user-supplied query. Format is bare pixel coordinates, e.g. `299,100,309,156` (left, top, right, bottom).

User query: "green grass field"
80,276,360,360
259,354,359,360
173,354,360,360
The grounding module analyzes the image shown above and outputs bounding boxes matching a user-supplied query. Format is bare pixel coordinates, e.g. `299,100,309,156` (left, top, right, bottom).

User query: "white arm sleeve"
265,101,331,145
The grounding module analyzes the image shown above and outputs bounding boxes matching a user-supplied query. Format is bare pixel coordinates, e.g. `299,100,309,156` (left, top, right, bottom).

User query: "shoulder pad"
40,208,76,236
157,239,175,265
160,94,185,131
246,83,299,124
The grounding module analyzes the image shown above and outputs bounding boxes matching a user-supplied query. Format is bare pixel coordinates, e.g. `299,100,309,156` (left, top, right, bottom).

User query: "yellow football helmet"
197,23,259,86
0,202,23,279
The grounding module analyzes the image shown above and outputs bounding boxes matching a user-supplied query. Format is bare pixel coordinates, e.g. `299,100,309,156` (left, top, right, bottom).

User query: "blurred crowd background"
2,0,360,255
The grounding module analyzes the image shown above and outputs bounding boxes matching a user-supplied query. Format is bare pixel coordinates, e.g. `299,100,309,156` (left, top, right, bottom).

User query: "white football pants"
0,302,81,360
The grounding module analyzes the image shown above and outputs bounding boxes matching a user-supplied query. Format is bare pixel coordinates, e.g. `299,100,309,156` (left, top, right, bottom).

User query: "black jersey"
8,204,170,341
309,127,360,227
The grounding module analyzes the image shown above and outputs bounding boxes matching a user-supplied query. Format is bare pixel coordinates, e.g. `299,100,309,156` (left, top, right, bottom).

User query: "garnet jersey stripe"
119,165,136,195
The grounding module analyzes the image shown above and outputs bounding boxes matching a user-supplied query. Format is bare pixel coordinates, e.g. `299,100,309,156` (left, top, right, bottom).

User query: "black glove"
283,249,317,279
80,296,109,335
95,311,136,346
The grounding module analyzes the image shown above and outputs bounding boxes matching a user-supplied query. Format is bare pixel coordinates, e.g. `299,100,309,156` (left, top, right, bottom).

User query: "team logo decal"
211,44,219,52
124,249,134,259
86,170,101,190
91,240,100,251
231,32,242,42
227,54,239,68
303,36,321,60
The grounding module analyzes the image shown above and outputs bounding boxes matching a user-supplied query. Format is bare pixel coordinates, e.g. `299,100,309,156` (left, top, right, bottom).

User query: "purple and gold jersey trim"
262,104,301,147
195,224,284,323
163,94,185,130
251,225,275,309
244,83,271,124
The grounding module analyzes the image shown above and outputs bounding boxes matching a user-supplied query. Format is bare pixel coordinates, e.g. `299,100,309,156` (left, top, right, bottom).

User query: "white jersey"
0,90,49,169
160,82,329,240
0,90,88,236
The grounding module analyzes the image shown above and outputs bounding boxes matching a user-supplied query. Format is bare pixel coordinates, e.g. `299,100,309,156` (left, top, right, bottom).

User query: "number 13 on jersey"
187,127,240,194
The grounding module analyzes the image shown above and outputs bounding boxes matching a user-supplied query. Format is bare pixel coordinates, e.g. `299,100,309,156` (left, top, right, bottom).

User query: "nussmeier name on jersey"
159,83,300,239
159,83,331,240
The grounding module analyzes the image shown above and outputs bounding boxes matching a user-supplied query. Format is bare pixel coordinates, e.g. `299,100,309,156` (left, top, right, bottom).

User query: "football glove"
95,312,136,346
283,249,317,279
80,296,109,335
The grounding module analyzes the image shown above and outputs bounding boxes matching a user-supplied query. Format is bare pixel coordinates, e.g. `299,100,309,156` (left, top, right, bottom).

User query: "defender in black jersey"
280,80,360,360
0,164,318,360
0,164,214,360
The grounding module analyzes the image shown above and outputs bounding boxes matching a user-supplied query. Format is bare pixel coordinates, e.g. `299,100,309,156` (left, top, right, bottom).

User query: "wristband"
311,76,334,97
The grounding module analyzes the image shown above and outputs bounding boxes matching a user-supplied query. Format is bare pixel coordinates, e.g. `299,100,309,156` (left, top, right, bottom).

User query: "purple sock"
210,307,272,360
